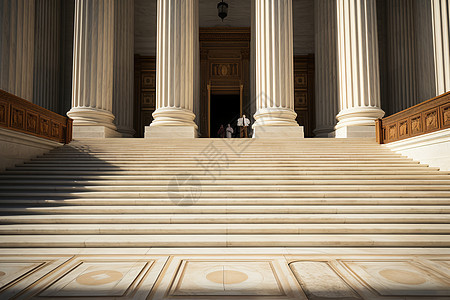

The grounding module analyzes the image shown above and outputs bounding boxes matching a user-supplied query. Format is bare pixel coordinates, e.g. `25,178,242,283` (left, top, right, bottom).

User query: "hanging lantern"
217,1,228,22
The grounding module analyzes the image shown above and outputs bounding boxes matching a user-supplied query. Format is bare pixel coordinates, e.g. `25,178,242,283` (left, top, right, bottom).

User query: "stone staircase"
0,138,449,247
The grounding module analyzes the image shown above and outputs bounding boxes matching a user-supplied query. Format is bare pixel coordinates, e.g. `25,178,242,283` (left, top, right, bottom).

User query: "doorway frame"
200,27,251,137
207,82,243,137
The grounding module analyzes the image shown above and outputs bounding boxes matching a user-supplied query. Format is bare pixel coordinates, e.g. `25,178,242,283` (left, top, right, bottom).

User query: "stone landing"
0,248,448,299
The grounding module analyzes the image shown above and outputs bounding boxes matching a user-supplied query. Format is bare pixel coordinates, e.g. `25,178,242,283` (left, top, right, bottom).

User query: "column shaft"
314,0,339,137
0,0,35,101
431,0,450,95
335,0,384,138
252,0,303,138
386,0,417,114
413,0,436,102
112,0,135,137
145,0,198,138
67,0,119,138
33,0,61,112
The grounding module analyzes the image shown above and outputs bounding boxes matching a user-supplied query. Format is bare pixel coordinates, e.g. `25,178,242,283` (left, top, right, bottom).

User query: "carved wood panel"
0,89,72,143
377,91,450,144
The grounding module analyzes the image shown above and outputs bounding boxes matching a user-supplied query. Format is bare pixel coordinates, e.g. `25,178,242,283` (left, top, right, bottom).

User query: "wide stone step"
2,174,450,180
23,159,419,165
2,179,450,186
38,153,406,159
0,214,448,224
1,197,449,205
0,234,448,247
1,185,448,192
2,205,449,214
1,223,448,234
4,170,445,175
2,191,450,199
11,163,429,169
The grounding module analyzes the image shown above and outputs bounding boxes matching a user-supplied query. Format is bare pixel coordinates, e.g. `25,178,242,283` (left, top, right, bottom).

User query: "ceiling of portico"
135,0,314,55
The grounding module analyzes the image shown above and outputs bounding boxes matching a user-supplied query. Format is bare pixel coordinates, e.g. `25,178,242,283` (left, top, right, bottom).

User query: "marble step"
2,179,450,186
2,174,450,180
38,151,408,160
0,214,448,224
1,223,448,234
8,166,439,172
1,197,449,205
2,191,450,198
24,157,419,165
4,170,445,175
0,234,448,247
1,185,448,192
2,205,449,214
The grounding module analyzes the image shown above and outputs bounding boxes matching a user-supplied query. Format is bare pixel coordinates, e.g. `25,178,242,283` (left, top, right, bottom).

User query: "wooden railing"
0,89,72,144
376,91,450,144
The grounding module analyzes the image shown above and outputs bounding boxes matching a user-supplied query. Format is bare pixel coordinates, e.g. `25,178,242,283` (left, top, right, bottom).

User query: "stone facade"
0,0,449,138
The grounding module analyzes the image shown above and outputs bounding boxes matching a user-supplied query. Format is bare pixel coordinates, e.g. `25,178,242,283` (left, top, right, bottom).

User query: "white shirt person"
237,115,250,137
226,124,234,138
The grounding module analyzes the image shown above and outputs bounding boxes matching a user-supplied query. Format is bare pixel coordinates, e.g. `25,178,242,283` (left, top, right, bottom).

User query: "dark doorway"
210,94,240,138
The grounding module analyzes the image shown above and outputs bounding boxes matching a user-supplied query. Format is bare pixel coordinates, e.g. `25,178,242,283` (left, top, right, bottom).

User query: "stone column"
413,0,436,102
0,0,35,101
431,0,450,95
145,0,198,138
386,0,417,114
250,0,257,127
335,0,384,138
252,0,303,138
314,0,339,137
112,0,135,137
67,0,119,138
33,0,61,112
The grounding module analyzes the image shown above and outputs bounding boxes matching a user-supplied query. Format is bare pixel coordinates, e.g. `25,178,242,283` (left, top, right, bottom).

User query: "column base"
72,125,122,139
335,125,376,138
252,125,304,138
67,107,119,138
145,126,197,138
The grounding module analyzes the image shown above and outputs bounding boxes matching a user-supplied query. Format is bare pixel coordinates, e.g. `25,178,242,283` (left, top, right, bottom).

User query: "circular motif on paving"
76,270,123,286
206,270,249,285
379,269,426,285
0,271,5,277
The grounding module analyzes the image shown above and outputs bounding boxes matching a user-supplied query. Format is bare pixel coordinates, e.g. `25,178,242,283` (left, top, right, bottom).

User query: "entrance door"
210,94,240,138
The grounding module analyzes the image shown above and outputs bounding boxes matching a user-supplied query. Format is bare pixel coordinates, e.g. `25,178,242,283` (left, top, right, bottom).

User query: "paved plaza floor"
0,248,448,299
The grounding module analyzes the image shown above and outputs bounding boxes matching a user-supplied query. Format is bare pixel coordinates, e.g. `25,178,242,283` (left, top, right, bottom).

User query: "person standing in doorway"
217,124,225,138
226,124,234,138
237,114,251,138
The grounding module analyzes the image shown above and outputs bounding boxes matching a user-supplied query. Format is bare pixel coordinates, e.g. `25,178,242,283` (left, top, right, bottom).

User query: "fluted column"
335,0,385,138
252,0,303,138
314,0,339,137
112,0,135,137
431,0,450,95
0,0,35,101
145,0,198,138
67,0,119,138
386,0,417,115
33,0,61,112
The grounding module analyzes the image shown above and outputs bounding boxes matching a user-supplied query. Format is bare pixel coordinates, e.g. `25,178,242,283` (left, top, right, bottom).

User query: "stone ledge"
386,128,450,171
0,127,62,172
